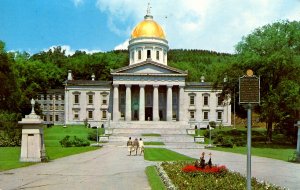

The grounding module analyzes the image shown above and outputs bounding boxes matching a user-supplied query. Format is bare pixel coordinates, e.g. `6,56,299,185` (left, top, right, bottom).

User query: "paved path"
0,144,152,190
1,143,300,190
168,147,300,190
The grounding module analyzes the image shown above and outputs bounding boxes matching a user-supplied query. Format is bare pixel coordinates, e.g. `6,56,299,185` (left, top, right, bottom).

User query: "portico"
111,68,186,122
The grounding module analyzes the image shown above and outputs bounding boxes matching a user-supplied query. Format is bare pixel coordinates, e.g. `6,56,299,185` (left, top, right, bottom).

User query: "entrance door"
145,107,152,121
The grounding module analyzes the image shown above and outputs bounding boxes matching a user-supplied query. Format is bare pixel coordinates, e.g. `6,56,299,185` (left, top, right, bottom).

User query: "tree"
0,41,22,112
219,20,300,142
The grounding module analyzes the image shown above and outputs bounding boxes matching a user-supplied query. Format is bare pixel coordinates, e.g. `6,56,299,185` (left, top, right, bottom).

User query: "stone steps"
109,134,195,143
110,128,188,135
103,121,203,148
109,121,189,128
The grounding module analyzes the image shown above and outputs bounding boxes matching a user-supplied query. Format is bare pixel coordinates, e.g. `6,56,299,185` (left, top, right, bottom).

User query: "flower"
182,165,227,174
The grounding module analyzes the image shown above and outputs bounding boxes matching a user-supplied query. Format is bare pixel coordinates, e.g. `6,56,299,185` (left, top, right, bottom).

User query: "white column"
178,85,184,121
113,84,119,121
153,84,159,121
139,84,145,121
166,85,173,121
125,84,132,121
64,88,68,125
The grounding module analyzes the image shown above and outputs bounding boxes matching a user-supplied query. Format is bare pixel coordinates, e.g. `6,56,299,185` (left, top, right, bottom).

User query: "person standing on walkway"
139,138,144,155
127,137,133,156
133,138,139,156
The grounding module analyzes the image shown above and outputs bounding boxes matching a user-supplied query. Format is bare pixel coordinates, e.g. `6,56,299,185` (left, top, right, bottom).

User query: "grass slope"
212,146,295,161
145,166,166,190
0,125,99,171
144,148,194,161
44,125,99,160
0,147,35,171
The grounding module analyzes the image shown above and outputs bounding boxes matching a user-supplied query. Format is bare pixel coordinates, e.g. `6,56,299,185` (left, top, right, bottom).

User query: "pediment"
111,61,187,75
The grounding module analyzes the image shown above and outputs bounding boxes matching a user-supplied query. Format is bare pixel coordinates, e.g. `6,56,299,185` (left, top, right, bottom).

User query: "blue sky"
1,0,300,54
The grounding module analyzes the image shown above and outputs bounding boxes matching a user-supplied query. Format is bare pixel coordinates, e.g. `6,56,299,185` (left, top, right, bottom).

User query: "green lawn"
144,148,194,161
144,142,165,146
142,133,161,137
0,147,35,171
0,125,99,171
44,125,99,159
145,166,166,190
212,146,295,161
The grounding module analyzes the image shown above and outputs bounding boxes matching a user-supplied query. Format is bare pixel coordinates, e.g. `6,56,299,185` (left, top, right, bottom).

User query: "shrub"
88,130,97,141
0,112,22,147
72,136,90,147
59,135,90,147
59,135,73,147
221,137,234,148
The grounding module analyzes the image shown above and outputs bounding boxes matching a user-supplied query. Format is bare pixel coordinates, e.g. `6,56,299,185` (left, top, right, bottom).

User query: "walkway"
1,143,300,190
0,144,152,190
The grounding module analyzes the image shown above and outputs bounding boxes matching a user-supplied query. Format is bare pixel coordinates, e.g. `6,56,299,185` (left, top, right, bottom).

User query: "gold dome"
131,16,166,39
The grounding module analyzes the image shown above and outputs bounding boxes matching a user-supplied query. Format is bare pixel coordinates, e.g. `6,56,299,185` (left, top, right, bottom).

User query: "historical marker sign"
239,70,260,104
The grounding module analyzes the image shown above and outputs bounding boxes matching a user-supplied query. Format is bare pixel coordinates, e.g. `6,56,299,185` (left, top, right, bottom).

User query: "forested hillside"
1,20,299,143
0,42,232,115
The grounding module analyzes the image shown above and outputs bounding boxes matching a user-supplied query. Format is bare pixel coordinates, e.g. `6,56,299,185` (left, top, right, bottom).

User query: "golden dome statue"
131,3,166,39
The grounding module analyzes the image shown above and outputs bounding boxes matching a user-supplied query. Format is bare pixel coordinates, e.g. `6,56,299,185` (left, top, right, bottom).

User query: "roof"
111,60,188,76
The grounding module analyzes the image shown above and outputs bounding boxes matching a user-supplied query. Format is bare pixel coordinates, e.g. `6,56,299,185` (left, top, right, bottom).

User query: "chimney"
67,70,73,80
91,74,95,81
200,76,205,82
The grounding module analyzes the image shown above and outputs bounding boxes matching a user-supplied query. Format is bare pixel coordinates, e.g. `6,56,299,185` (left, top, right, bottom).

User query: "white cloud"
96,0,300,53
114,39,129,50
44,45,102,56
72,0,84,7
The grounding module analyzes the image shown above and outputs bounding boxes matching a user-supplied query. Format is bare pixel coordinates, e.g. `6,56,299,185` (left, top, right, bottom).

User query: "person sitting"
199,152,206,169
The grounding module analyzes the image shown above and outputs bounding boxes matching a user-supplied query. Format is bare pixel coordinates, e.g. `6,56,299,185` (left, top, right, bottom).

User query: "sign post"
239,69,260,190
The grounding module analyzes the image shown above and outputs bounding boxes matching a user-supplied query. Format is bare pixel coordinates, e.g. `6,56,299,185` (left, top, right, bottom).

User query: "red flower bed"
182,165,227,174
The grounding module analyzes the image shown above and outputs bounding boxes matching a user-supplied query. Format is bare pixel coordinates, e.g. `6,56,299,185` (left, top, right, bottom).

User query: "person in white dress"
138,138,144,155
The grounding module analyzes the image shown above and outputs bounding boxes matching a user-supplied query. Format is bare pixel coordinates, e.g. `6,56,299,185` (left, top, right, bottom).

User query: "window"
147,50,151,59
203,111,209,120
55,115,59,121
37,95,41,100
88,110,93,119
88,95,93,104
61,104,64,110
103,99,107,105
44,104,47,110
55,104,59,110
138,50,141,60
203,96,209,106
74,94,79,104
131,52,134,61
43,116,47,121
61,95,64,100
217,111,222,120
55,95,59,100
49,115,53,121
190,111,194,119
190,96,195,105
43,95,47,100
217,96,223,106
156,51,159,60
49,104,53,110
49,95,53,100
74,110,79,120
102,111,107,119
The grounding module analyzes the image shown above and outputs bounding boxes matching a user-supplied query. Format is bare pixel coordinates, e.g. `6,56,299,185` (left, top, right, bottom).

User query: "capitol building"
37,10,231,128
